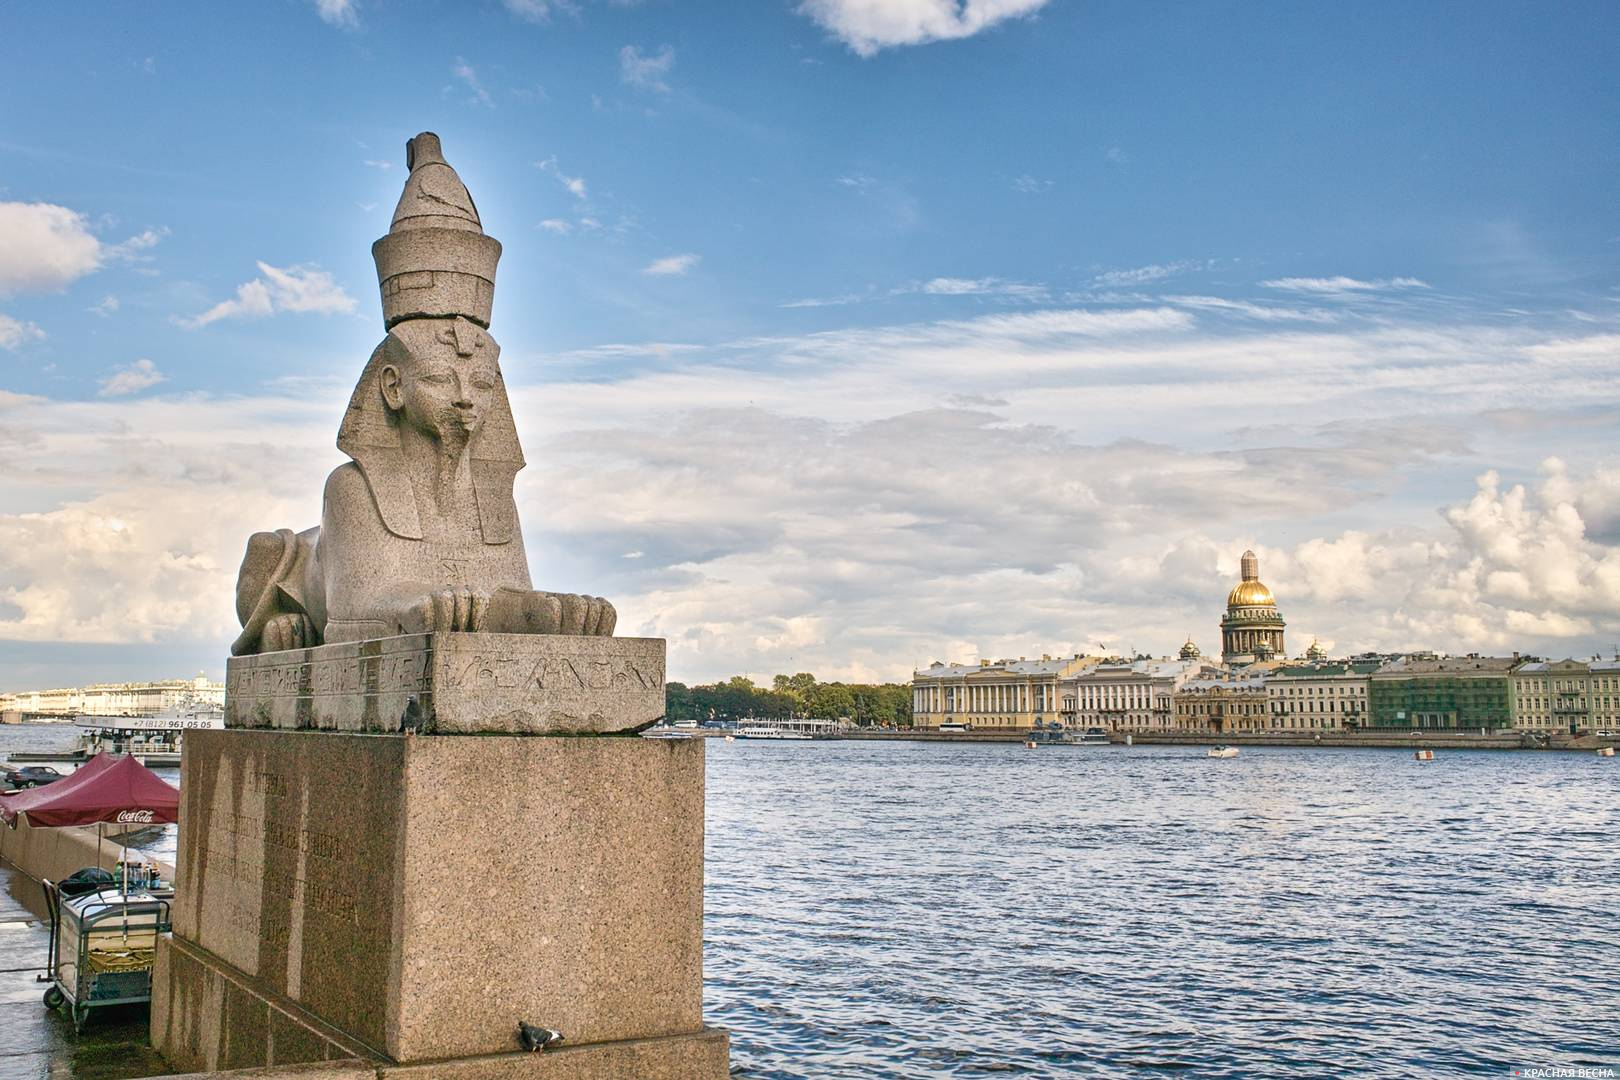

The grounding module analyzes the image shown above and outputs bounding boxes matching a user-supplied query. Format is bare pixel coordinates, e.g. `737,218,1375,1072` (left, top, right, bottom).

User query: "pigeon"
518,1022,564,1052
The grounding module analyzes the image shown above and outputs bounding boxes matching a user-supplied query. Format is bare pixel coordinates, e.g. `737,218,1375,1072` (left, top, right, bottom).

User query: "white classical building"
1068,656,1221,733
0,673,224,719
911,655,1099,730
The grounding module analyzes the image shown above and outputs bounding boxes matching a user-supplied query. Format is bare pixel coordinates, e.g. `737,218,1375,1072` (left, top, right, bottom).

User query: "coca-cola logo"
116,809,155,824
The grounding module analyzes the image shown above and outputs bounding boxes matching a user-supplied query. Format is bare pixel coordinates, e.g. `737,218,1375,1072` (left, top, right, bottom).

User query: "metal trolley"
40,876,171,1033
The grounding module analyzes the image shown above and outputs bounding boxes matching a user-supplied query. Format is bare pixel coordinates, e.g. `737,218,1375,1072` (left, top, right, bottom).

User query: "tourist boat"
6,697,223,769
1598,746,1615,758
1414,749,1435,761
1207,745,1239,758
732,721,814,741
1057,727,1111,746
731,716,849,740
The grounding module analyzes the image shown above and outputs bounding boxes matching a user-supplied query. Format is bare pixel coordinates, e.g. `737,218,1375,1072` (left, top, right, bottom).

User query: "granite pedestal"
152,634,727,1077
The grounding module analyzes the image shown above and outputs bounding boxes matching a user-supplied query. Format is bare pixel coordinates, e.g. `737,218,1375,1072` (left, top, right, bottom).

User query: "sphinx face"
380,317,502,444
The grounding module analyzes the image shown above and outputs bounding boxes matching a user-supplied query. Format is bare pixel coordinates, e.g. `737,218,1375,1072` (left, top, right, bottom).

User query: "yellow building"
1173,674,1269,733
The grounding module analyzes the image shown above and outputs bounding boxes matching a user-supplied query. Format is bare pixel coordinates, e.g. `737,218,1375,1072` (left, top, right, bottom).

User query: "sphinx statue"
231,133,614,656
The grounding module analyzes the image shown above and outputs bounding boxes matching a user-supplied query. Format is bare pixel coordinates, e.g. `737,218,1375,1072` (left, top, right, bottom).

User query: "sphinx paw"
262,613,316,652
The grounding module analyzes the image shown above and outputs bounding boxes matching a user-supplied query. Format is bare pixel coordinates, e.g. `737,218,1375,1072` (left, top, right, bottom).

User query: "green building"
1367,656,1516,730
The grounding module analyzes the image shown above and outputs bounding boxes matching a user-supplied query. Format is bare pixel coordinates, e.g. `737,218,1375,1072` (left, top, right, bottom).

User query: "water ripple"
704,742,1620,1078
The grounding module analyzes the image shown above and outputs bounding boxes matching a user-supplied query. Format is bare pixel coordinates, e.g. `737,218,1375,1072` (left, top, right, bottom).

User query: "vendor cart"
41,881,170,1032
0,752,181,1033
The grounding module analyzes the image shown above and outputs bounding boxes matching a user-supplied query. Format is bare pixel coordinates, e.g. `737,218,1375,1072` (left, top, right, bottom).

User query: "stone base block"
152,934,729,1079
152,934,378,1073
225,632,666,735
160,729,707,1064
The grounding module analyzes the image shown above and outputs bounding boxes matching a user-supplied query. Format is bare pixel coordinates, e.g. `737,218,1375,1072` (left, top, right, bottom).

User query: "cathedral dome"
1226,549,1275,608
1226,579,1276,608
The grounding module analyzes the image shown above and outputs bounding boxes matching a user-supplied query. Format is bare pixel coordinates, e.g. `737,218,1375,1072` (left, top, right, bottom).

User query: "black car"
6,765,64,789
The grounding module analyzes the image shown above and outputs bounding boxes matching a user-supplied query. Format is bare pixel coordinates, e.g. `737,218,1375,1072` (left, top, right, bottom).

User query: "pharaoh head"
334,132,524,543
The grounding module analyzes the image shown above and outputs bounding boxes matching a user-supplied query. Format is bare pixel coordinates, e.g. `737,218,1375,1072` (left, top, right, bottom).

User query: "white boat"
1207,745,1239,758
1598,746,1615,758
1056,728,1111,746
732,723,813,741
1414,749,1435,761
7,696,223,768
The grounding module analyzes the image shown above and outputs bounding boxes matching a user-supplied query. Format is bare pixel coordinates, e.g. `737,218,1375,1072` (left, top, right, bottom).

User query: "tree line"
665,673,913,727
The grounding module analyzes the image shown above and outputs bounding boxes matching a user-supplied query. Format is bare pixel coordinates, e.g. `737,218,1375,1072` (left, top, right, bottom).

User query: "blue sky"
3,1,1620,689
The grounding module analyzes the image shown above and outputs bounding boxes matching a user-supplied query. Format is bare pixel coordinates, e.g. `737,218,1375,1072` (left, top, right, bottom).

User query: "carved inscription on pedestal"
225,632,667,734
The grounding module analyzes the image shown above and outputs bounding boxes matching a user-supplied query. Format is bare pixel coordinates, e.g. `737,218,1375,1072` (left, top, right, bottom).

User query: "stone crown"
371,132,502,330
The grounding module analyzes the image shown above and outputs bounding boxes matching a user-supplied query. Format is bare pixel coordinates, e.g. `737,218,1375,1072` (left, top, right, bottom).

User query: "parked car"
8,765,64,788
1596,729,1616,737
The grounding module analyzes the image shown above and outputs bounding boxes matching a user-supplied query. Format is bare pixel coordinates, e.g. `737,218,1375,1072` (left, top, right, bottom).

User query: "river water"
2,725,1615,1077
705,739,1619,1078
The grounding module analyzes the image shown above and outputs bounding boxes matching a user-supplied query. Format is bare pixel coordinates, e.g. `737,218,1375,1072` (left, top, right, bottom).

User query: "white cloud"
1104,145,1130,165
643,254,700,276
0,204,165,296
0,202,104,294
180,262,356,329
312,0,358,27
536,156,588,200
452,57,493,108
798,0,1051,57
363,159,392,171
1092,260,1207,287
1163,295,1339,324
0,313,46,350
539,219,573,234
7,298,1620,680
88,295,119,317
619,44,675,92
1262,275,1431,296
98,358,167,397
1011,175,1052,193
504,0,580,20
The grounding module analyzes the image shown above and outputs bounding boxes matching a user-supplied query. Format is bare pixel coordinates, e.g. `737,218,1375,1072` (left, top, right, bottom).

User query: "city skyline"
3,2,1620,688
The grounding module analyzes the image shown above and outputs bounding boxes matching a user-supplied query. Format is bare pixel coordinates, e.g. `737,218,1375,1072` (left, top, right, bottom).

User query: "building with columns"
1221,549,1286,665
0,674,224,719
911,654,1099,731
1070,656,1222,734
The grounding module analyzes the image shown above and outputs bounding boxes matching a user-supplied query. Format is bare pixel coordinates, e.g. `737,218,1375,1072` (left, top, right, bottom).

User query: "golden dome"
1227,579,1276,608
1226,550,1275,608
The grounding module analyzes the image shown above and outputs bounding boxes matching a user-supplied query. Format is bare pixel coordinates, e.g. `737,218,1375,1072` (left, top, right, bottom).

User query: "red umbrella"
0,753,179,828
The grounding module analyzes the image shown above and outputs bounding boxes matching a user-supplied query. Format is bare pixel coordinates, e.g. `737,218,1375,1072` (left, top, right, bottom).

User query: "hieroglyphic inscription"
441,653,664,692
228,646,429,700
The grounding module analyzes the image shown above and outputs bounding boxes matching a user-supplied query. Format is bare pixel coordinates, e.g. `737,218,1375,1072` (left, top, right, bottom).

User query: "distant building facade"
1173,674,1270,734
1510,658,1620,733
1221,550,1286,665
1070,657,1219,733
1368,656,1515,730
1266,660,1378,731
0,674,224,718
911,655,1098,730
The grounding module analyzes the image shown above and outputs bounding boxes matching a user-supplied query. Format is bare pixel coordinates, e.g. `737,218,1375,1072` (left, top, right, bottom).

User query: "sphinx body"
231,134,613,656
